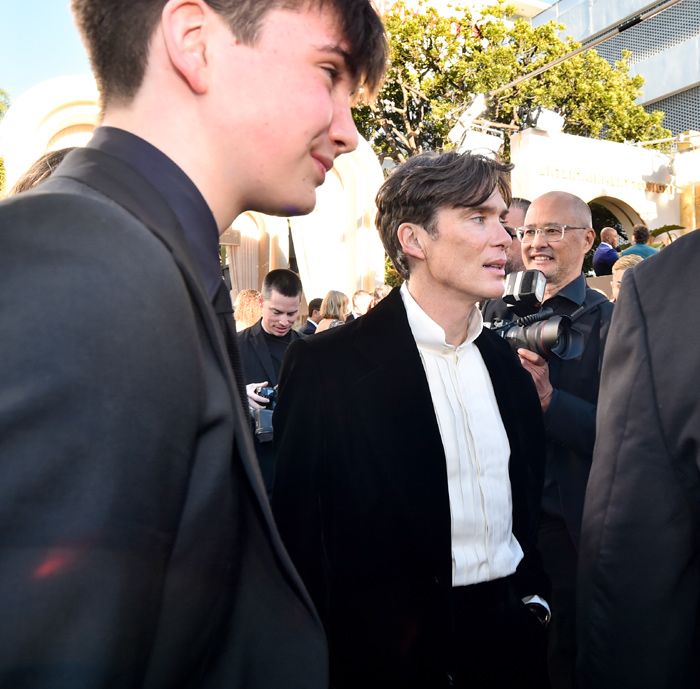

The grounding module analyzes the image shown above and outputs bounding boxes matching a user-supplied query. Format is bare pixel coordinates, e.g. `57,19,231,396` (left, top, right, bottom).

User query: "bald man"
591,227,620,276
515,192,614,689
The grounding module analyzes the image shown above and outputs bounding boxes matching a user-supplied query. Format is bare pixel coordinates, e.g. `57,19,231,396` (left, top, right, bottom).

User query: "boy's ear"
161,0,210,95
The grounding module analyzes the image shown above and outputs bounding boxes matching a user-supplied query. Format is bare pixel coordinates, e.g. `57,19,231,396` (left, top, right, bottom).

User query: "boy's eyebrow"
314,43,355,74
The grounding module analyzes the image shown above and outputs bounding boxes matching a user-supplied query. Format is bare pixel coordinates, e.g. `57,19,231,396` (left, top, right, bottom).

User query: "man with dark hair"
592,227,620,276
504,197,530,274
621,223,659,259
480,196,530,324
301,297,323,335
0,0,386,686
516,191,614,689
239,269,304,493
272,151,549,689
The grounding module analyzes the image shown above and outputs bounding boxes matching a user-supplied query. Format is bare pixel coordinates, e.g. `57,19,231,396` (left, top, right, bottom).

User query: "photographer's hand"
517,349,554,412
246,381,270,411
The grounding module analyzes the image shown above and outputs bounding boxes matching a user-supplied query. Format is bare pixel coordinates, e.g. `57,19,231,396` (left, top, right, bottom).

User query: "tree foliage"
354,0,670,162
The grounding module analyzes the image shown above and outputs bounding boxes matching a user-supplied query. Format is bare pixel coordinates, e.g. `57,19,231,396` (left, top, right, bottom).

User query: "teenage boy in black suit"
0,0,386,686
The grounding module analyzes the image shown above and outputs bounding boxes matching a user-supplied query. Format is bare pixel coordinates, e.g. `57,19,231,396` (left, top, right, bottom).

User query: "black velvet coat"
272,288,548,688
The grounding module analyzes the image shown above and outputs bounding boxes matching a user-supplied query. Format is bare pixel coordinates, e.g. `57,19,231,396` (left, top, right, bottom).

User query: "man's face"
261,290,301,337
211,6,359,216
611,268,625,301
503,204,526,274
415,188,510,306
522,196,595,296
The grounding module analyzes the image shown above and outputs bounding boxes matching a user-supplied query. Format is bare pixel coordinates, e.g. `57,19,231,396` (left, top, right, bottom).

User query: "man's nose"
495,221,512,246
531,228,549,248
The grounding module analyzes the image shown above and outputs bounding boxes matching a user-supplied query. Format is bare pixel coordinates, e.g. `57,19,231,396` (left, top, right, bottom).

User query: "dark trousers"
448,576,549,689
538,516,577,689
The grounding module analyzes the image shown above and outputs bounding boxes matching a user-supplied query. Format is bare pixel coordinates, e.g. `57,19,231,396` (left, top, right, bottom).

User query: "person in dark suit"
301,297,323,335
515,192,614,689
0,0,387,687
239,269,304,493
591,227,620,276
577,230,700,689
272,151,550,689
480,196,529,325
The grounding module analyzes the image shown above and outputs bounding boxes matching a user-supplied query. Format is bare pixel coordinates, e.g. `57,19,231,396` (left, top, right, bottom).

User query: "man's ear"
583,227,596,253
397,223,426,262
161,0,210,95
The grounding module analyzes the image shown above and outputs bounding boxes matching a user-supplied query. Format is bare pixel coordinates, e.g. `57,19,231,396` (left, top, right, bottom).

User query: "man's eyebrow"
457,203,505,214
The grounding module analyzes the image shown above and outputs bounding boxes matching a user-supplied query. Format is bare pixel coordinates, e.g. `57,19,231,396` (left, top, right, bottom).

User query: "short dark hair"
632,224,650,244
308,297,322,317
510,197,531,214
261,269,303,299
375,151,513,279
71,0,387,108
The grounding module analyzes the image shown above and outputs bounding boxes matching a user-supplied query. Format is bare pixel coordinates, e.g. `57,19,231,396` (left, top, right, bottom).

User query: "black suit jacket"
272,288,547,688
578,234,700,688
238,320,302,492
301,319,318,335
238,319,303,388
0,147,326,688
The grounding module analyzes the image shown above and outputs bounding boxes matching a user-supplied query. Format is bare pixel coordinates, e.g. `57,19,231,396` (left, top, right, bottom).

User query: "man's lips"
483,259,506,274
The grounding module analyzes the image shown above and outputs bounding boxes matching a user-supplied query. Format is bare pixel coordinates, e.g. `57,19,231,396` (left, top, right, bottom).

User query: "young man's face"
261,290,301,337
415,188,511,307
212,6,359,217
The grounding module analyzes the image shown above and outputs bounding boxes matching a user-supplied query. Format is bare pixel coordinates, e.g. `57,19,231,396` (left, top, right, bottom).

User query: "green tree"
0,88,9,193
354,0,670,163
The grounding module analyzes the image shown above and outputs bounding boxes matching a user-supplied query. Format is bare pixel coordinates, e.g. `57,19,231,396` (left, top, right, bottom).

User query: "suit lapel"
52,148,318,607
351,290,449,489
249,322,279,385
348,289,452,572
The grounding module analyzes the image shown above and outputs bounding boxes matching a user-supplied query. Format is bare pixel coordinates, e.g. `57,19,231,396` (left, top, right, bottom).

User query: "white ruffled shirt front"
400,282,523,586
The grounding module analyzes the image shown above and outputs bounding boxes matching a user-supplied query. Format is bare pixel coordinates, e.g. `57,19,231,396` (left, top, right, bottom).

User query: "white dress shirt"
400,282,523,586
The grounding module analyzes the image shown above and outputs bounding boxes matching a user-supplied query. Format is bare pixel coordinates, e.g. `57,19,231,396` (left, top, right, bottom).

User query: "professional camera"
253,385,277,443
487,270,583,361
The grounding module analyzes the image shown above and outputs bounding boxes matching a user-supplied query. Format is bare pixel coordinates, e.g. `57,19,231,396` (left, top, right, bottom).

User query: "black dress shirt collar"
545,273,587,309
87,126,222,300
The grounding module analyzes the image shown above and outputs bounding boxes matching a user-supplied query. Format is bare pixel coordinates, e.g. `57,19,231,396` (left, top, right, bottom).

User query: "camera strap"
567,290,610,325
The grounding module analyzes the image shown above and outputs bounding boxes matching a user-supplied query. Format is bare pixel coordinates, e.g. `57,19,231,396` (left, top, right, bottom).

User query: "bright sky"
0,1,91,103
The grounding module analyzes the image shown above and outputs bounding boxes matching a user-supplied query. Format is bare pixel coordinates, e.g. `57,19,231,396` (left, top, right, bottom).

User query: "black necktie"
213,280,249,413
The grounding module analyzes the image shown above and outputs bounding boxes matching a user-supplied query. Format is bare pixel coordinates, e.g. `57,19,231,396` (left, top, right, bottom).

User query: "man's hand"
246,381,270,411
517,349,554,411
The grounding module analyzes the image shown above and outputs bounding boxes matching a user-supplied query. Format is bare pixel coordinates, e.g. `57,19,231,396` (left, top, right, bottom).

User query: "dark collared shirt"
540,274,614,535
88,127,222,300
541,272,587,315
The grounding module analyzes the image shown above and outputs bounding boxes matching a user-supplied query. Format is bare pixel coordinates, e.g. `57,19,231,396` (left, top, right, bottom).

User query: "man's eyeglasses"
503,225,517,239
516,224,590,243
